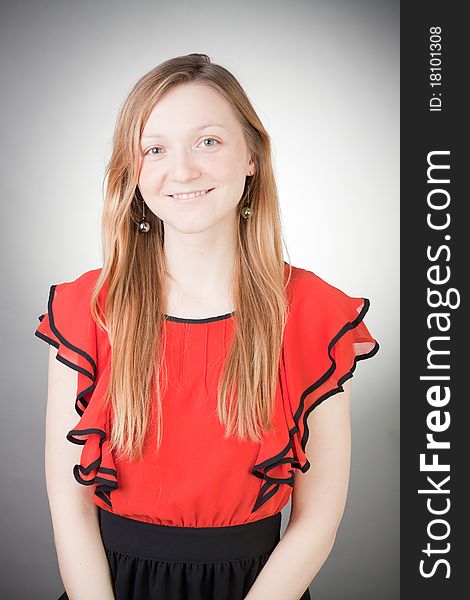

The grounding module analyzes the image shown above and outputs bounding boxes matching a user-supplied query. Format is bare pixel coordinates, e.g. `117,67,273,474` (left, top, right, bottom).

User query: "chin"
163,210,237,234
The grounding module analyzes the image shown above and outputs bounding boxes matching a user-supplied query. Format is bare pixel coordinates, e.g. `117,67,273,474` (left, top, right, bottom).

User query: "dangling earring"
138,196,151,233
241,179,252,220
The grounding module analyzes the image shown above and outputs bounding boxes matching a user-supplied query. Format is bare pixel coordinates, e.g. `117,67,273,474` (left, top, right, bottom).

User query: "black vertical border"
401,3,465,598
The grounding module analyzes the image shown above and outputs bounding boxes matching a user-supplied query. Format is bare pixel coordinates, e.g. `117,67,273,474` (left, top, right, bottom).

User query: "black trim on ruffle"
251,297,380,512
66,428,118,509
35,284,118,509
252,481,282,512
35,284,97,417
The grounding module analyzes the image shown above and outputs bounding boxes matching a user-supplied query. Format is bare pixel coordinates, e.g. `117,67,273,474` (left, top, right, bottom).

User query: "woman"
35,53,379,600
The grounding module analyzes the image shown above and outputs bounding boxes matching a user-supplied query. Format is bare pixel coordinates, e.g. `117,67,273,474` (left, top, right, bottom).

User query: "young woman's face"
138,83,254,233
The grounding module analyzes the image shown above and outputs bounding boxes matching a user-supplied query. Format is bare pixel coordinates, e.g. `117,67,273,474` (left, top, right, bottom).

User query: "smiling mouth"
169,188,215,200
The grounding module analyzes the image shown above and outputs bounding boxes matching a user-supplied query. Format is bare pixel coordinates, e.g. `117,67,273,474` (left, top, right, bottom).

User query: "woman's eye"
201,138,219,148
145,146,162,156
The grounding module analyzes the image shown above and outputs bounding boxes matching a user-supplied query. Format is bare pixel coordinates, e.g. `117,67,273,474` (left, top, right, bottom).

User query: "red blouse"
34,264,379,528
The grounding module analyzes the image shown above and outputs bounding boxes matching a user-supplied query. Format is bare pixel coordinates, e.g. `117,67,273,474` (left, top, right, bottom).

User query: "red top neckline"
163,311,235,324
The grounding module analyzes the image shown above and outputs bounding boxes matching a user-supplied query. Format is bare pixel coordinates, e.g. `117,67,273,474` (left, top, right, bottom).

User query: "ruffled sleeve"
251,268,380,512
34,269,118,509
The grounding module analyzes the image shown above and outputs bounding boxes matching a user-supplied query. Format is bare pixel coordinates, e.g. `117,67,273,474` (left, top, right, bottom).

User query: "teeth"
172,189,209,200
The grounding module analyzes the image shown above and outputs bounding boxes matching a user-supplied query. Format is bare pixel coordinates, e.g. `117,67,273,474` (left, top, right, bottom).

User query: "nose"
167,147,202,183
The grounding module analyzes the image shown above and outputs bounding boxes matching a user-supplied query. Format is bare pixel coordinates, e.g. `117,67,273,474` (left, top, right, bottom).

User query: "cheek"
209,145,246,180
139,162,163,193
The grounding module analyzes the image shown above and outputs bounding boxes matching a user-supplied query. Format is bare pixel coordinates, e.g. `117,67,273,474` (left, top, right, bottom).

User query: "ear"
247,157,255,176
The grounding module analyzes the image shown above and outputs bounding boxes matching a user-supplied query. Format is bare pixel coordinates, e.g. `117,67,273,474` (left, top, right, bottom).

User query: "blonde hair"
90,53,293,462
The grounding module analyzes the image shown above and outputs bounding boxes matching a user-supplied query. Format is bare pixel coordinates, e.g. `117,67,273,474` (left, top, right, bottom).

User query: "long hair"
90,53,293,462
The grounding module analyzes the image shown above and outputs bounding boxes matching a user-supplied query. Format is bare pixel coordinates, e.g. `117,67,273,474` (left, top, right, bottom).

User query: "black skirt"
57,507,312,600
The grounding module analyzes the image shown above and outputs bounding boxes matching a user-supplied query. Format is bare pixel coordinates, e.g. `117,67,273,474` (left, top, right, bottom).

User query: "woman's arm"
244,379,352,600
45,345,115,600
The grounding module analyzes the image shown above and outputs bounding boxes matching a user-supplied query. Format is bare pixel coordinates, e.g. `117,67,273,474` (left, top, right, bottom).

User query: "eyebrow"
141,123,226,140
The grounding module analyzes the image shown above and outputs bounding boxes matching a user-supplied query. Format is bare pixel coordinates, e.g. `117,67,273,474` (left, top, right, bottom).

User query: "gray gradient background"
1,1,399,598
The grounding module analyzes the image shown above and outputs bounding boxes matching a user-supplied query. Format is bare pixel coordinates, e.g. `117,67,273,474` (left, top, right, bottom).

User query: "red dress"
34,264,379,528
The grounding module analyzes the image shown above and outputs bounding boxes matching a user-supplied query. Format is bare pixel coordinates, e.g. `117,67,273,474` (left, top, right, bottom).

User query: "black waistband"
98,508,282,563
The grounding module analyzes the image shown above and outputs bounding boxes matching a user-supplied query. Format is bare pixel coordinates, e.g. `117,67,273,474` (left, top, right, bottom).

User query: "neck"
162,217,238,314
